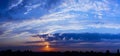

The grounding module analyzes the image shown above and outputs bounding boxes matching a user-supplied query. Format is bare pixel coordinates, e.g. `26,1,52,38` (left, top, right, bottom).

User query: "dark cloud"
25,33,120,48
34,33,120,42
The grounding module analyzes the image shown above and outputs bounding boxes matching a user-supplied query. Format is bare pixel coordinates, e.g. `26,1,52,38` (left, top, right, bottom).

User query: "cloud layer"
0,0,120,47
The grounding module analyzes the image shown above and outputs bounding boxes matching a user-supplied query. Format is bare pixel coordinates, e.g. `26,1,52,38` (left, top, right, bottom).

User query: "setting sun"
39,42,55,52
44,42,50,49
45,45,49,48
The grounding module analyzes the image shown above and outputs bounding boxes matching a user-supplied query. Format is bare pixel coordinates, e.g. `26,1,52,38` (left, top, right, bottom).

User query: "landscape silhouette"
0,49,120,56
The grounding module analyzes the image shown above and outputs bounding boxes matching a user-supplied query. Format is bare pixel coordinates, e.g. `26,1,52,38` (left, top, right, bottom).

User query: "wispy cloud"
88,23,120,29
9,0,23,10
24,4,41,14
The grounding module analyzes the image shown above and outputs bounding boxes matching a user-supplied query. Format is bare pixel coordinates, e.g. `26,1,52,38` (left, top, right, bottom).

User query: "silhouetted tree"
106,50,110,56
117,49,120,56
0,49,120,56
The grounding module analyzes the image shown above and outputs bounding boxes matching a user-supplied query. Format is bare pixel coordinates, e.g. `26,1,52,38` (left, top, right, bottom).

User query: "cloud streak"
24,4,41,14
9,0,23,10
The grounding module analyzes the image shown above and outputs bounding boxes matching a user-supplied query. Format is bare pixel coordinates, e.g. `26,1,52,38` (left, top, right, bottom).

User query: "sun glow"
45,45,49,48
39,42,55,52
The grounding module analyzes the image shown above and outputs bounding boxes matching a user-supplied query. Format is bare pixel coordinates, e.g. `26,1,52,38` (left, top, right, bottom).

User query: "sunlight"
39,41,55,52
45,45,49,48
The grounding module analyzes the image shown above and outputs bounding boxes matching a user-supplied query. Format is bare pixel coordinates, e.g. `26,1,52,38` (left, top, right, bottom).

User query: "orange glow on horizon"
39,42,56,52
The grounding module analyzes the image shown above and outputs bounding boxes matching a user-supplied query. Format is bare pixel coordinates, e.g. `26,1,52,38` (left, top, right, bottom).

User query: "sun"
39,42,51,52
45,45,49,48
39,41,56,52
44,42,50,48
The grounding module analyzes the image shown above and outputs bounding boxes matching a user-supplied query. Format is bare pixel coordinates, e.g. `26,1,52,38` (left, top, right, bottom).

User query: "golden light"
45,45,49,48
44,42,49,46
39,41,56,52
44,42,50,48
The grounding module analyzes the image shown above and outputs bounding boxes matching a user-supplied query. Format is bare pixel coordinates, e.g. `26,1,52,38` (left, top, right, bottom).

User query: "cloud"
24,4,41,14
88,23,120,29
21,33,120,49
50,0,112,19
9,0,23,10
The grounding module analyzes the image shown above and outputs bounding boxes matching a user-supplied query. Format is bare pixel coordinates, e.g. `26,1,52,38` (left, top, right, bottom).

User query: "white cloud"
51,0,115,19
9,0,23,10
88,23,120,29
24,4,41,14
38,24,85,35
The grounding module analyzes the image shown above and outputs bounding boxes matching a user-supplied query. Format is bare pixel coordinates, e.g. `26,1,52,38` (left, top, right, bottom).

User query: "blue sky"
0,0,120,52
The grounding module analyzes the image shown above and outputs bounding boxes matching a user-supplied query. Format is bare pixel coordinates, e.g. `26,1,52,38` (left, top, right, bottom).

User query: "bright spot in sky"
39,42,55,52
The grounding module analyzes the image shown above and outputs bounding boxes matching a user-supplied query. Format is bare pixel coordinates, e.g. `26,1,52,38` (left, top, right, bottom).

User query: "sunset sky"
0,0,120,52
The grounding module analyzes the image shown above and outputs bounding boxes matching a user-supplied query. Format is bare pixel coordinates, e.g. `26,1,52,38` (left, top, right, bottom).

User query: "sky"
0,0,120,52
